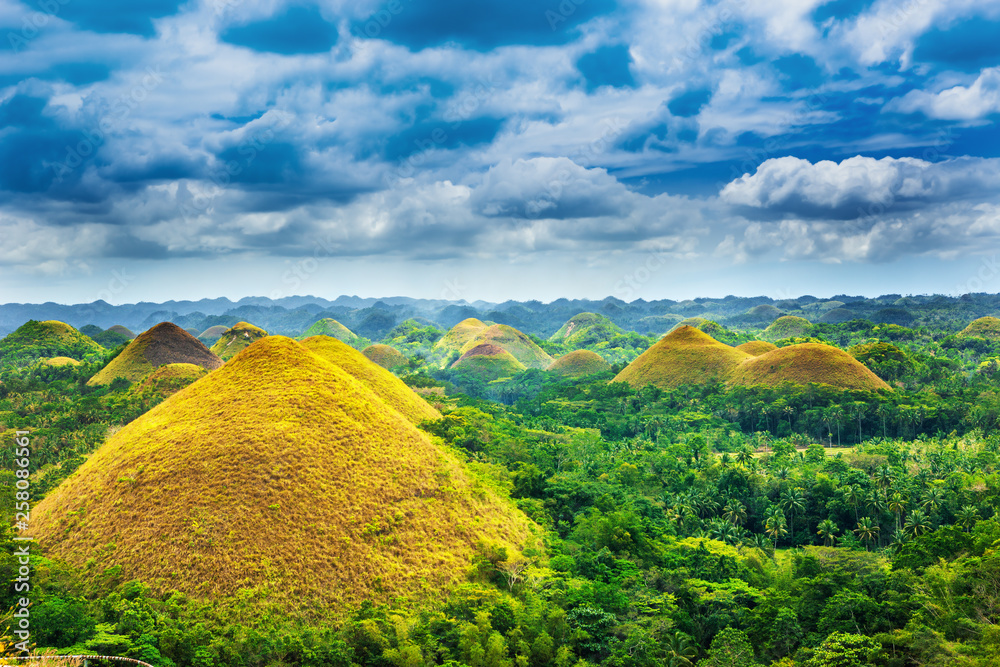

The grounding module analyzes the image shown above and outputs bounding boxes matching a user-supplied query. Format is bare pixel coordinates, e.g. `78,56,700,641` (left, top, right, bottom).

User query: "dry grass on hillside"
736,340,778,356
32,336,536,618
728,343,890,391
88,322,222,386
210,322,268,361
301,335,439,424
363,344,407,369
459,324,552,369
614,326,751,389
547,350,611,377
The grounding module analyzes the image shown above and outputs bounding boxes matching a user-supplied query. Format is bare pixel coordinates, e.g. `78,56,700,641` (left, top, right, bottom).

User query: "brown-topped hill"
87,322,222,386
728,343,890,391
614,326,751,389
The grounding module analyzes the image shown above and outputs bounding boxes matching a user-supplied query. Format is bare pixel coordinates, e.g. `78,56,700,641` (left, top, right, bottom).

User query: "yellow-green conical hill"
729,343,891,391
32,336,535,616
362,344,407,370
460,324,552,369
300,335,439,424
210,321,268,360
547,350,612,377
613,325,751,389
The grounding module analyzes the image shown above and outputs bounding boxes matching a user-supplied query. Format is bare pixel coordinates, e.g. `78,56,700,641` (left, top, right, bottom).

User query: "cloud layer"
1,0,1000,298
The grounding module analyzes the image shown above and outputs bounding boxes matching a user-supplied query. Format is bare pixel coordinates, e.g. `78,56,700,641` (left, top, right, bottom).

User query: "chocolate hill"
299,318,364,348
549,312,623,346
432,318,489,364
87,322,222,386
362,344,407,370
452,343,526,380
547,350,612,377
728,343,890,391
300,335,439,425
763,316,813,341
958,316,1000,340
459,324,552,369
0,320,103,363
614,326,751,389
736,340,778,356
32,336,535,616
210,321,268,361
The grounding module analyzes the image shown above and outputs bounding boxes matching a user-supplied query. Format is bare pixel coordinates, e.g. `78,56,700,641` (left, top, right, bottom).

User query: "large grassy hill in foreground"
32,336,536,616
300,335,440,424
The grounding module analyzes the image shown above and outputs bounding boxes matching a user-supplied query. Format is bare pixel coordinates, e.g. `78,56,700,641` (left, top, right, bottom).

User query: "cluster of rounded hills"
7,319,537,616
8,314,1000,615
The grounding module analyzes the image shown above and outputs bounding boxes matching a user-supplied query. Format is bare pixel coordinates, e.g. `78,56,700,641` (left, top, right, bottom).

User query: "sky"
1,0,1000,304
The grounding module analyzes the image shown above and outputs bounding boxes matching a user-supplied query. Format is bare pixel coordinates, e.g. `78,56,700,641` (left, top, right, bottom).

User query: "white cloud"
721,155,1000,218
892,67,1000,120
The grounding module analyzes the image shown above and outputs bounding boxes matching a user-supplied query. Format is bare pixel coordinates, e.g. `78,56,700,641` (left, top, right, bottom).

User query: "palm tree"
854,517,880,551
956,505,979,532
889,530,908,553
665,632,698,667
842,484,862,523
888,492,906,532
817,518,839,546
829,405,844,446
866,490,887,520
904,509,931,537
922,487,946,515
875,465,893,489
699,495,720,518
736,447,754,467
723,499,747,527
780,487,806,538
765,513,788,548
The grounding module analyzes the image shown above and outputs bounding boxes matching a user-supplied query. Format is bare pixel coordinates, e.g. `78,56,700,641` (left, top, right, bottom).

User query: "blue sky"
1,0,1000,304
